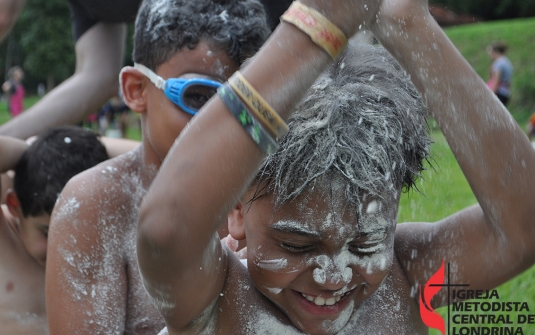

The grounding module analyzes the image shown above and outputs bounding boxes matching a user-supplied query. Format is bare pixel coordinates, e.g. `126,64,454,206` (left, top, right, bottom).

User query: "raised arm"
136,0,375,331
0,0,26,41
0,22,126,139
371,0,535,302
0,136,27,173
99,136,140,158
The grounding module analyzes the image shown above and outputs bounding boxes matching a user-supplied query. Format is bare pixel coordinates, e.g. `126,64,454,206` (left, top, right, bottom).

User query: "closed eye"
281,243,314,253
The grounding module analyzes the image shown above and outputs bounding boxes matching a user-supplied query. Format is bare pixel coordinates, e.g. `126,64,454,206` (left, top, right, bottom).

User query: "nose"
310,255,353,290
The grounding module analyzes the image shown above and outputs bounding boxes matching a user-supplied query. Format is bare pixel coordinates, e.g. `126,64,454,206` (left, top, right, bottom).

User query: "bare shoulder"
175,250,294,335
53,148,148,222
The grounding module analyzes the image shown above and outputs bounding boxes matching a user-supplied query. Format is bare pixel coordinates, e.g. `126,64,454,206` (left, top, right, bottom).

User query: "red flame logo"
419,260,445,334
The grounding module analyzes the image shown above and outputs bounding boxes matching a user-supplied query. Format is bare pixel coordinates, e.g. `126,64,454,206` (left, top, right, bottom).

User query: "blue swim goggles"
134,63,222,115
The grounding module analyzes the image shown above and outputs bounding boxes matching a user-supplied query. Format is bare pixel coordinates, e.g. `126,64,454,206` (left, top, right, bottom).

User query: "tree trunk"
47,73,55,92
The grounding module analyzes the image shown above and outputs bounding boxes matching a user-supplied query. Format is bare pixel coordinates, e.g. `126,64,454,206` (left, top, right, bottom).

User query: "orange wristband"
281,1,348,59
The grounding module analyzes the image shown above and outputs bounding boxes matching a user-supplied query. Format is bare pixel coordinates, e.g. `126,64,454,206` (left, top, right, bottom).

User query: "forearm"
372,12,535,231
0,135,28,172
0,0,26,41
99,137,140,158
0,71,117,139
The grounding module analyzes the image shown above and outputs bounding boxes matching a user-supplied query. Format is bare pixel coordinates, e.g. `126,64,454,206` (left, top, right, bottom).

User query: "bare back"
46,148,164,334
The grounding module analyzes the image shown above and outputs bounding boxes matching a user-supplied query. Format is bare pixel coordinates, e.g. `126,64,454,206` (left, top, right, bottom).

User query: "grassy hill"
400,17,535,335
444,17,535,124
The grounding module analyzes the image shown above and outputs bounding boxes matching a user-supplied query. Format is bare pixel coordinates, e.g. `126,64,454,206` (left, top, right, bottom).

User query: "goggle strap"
134,63,166,90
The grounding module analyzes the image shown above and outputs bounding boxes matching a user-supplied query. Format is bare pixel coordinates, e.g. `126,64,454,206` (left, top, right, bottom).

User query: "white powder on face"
210,58,225,77
307,245,356,285
264,286,283,294
256,258,288,271
271,220,319,237
321,300,355,333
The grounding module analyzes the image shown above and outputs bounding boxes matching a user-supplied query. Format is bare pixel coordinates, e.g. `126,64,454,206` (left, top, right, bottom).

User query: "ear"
228,201,246,241
5,189,21,232
120,66,148,114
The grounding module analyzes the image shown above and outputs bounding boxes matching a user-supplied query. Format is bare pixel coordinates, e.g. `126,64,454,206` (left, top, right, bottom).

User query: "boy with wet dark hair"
0,126,124,334
136,0,535,333
13,126,109,220
46,0,270,334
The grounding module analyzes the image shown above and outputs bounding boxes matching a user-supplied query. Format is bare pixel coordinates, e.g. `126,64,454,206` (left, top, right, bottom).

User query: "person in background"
0,126,138,335
487,41,513,106
0,0,292,140
2,66,25,117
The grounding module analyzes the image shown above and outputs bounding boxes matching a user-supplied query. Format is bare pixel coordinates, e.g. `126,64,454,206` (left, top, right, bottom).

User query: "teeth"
301,293,342,306
325,297,336,305
314,297,325,305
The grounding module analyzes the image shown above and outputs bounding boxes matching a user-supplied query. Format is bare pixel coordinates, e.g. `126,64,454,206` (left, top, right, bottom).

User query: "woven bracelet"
218,84,279,155
281,1,348,59
228,72,289,140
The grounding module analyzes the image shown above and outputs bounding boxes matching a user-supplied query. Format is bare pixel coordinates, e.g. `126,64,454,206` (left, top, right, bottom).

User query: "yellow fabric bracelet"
281,1,348,59
228,72,289,139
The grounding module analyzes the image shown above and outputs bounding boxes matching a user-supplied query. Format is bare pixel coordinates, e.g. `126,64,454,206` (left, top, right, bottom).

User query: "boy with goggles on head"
137,0,535,334
45,0,270,334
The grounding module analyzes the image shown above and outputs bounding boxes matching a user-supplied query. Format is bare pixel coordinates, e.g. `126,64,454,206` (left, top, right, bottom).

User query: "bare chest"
197,261,427,335
0,230,46,333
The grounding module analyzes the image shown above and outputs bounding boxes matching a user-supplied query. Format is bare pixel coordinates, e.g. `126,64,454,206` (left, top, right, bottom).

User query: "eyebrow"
270,221,321,238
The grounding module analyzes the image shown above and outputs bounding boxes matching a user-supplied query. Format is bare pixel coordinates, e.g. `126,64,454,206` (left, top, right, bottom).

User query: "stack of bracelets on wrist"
218,2,347,154
218,82,280,155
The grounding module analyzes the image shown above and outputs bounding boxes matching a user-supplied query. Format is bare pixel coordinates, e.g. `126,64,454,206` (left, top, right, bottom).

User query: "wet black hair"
254,41,432,209
490,41,508,54
14,126,109,217
133,0,270,70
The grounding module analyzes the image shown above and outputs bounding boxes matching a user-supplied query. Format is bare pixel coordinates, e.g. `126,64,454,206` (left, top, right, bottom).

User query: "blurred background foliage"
0,0,135,95
431,0,535,20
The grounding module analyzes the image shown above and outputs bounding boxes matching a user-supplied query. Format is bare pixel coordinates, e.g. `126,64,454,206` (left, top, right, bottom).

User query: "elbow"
138,198,175,252
137,194,190,253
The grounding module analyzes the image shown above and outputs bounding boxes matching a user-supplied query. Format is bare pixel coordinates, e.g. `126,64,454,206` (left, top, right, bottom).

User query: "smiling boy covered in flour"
45,0,271,334
137,0,535,334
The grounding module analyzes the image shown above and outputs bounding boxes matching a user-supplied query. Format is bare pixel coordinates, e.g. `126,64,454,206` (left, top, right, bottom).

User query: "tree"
16,0,74,91
431,0,535,20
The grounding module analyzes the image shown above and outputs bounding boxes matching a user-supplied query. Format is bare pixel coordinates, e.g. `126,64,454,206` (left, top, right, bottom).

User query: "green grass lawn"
400,131,535,335
445,17,535,125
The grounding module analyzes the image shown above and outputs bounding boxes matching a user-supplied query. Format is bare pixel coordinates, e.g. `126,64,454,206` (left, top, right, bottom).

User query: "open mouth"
292,288,355,316
299,290,352,306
